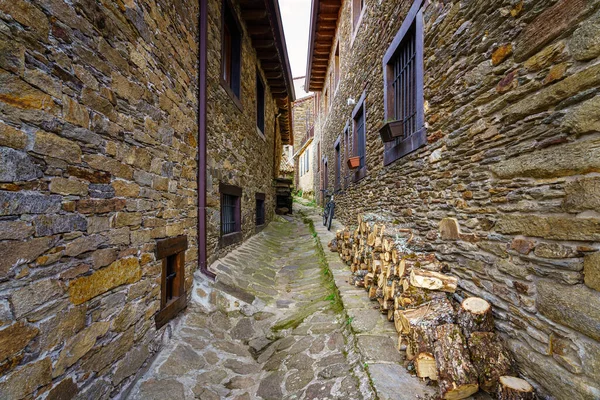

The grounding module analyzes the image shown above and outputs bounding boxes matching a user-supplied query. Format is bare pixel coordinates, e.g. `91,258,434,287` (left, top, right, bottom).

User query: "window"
334,44,340,90
155,236,187,329
220,183,242,246
334,136,341,190
306,148,310,174
353,0,364,31
383,0,426,165
343,123,351,188
330,70,334,100
324,89,329,114
256,70,265,134
256,193,265,226
222,0,242,100
352,91,367,182
317,142,321,172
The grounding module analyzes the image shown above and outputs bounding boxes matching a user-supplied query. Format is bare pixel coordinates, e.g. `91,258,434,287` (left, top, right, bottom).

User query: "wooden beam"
253,40,276,49
318,12,340,21
248,25,271,35
265,70,283,77
242,9,268,20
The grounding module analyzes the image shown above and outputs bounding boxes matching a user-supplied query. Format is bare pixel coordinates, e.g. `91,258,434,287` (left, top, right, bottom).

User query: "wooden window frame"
317,142,321,172
352,91,367,182
220,182,242,246
155,235,188,329
334,44,340,93
352,0,365,36
343,121,350,188
221,0,243,111
334,135,341,191
256,69,265,135
322,157,328,206
382,0,426,166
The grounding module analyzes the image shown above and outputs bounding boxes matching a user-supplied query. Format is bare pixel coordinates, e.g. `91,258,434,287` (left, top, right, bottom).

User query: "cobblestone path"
127,213,373,400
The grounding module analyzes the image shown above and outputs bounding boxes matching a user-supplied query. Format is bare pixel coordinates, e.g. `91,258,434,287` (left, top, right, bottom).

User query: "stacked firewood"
334,215,536,400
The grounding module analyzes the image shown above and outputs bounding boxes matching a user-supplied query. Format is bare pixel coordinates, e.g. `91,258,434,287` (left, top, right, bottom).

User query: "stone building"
291,93,316,198
0,0,293,398
307,0,600,398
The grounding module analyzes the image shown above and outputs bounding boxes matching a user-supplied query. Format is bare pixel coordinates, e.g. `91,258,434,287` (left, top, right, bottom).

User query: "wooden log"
387,309,394,321
468,332,515,394
372,259,382,274
433,324,479,399
397,285,447,309
404,298,456,360
497,376,535,400
410,269,458,293
397,334,406,351
415,352,438,380
457,297,494,338
364,273,374,287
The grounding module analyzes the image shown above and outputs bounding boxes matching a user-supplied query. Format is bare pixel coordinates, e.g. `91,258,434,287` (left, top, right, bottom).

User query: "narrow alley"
127,205,373,400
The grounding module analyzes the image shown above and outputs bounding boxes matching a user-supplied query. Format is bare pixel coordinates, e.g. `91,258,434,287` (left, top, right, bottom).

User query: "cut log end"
442,384,479,400
498,376,535,400
458,296,494,337
415,352,438,380
463,297,491,314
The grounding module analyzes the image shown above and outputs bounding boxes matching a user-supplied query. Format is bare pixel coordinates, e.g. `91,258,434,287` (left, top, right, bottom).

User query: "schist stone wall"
314,0,600,398
205,0,282,263
0,0,282,398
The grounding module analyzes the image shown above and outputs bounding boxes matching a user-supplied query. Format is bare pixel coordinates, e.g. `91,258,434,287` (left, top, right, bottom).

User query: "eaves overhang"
304,0,342,92
240,0,296,144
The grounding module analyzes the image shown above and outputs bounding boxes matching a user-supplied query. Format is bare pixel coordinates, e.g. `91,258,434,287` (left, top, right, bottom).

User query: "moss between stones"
272,215,344,332
302,215,343,314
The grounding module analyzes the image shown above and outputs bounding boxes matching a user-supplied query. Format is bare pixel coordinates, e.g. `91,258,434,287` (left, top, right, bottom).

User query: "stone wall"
205,0,283,263
292,94,315,194
292,94,315,146
313,0,600,398
0,0,284,398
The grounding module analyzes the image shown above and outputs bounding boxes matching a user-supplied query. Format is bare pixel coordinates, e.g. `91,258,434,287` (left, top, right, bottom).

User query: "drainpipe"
198,0,216,280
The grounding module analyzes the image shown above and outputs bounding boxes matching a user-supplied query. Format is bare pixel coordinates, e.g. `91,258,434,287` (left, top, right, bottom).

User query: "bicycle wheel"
322,204,328,226
326,203,334,231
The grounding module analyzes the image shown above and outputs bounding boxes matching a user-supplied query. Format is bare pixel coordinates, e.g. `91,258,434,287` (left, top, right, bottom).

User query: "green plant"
345,316,354,326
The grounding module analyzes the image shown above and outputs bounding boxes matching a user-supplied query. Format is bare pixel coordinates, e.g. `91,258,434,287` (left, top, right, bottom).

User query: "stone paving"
127,210,373,400
127,203,494,400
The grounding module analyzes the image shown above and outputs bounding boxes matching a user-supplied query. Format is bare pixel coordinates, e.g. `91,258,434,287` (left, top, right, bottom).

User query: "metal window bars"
221,194,237,235
392,22,417,143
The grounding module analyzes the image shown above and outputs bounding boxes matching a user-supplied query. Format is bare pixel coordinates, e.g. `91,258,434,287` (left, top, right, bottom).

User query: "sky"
279,0,312,99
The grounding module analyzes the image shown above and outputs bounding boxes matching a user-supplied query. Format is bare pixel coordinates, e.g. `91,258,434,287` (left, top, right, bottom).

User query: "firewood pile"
332,214,536,400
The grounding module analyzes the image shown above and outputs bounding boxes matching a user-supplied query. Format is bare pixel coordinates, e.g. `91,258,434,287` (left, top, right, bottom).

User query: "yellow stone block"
69,257,141,305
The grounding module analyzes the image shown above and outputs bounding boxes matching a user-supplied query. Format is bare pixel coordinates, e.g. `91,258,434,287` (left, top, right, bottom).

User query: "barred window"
383,0,426,165
392,23,417,138
221,194,238,235
220,183,242,246
256,193,265,226
351,91,367,182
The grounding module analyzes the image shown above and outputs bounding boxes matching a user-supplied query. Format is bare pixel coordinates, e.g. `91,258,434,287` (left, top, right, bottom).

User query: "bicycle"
321,189,335,231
